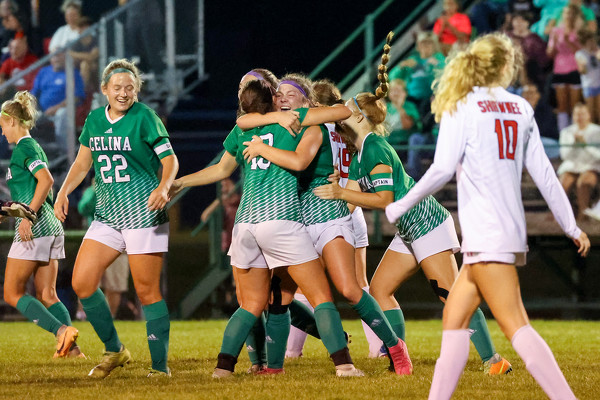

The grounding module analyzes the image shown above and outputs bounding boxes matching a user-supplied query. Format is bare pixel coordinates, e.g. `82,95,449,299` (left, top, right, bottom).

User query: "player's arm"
148,154,179,211
170,151,238,197
242,125,322,171
55,145,93,222
301,105,351,126
313,164,395,209
237,111,300,135
18,167,54,240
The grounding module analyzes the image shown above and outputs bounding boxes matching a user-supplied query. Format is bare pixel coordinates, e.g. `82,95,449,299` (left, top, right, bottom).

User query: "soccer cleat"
147,368,171,378
88,345,132,378
0,201,37,223
247,364,266,374
254,367,284,375
387,339,413,375
484,353,513,375
54,326,78,358
335,364,365,377
212,368,234,378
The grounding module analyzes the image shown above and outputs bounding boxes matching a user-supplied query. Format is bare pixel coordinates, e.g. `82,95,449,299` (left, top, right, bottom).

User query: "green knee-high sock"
352,291,399,348
265,306,290,369
246,312,267,366
143,300,170,373
47,302,72,326
313,302,347,355
468,308,496,362
383,308,406,341
16,295,63,335
220,307,258,357
289,299,320,339
80,288,122,352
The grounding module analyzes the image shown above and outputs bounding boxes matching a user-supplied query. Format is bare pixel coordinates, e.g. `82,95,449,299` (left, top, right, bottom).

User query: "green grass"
0,319,598,399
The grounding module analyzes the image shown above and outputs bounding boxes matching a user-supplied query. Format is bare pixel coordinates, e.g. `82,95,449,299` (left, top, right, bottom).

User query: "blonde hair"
353,31,394,136
431,33,521,122
1,91,38,130
101,58,143,92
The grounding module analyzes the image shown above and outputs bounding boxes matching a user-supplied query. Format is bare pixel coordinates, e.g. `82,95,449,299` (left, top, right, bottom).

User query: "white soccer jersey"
386,86,580,254
325,123,352,187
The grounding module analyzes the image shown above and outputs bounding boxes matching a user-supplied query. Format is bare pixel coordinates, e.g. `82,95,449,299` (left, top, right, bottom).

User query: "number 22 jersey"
79,102,175,230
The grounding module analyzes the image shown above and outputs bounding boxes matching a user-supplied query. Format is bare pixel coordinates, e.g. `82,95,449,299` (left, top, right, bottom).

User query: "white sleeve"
584,125,600,159
524,116,581,239
385,110,466,223
559,127,576,161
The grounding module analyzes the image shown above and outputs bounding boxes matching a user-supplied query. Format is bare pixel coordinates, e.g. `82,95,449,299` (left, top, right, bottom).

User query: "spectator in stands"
506,12,551,89
48,0,81,53
575,29,600,123
544,0,597,37
470,0,510,34
0,0,39,57
69,16,98,92
433,0,472,55
547,4,584,131
389,31,445,114
558,102,600,219
0,36,37,97
522,83,561,158
120,0,165,78
30,51,85,148
200,178,241,252
531,0,568,39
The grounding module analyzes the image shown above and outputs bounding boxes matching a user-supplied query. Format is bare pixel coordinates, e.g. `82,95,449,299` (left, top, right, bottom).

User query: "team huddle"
1,31,590,399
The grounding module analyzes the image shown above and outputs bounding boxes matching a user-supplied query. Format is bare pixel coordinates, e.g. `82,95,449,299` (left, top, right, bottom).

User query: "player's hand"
148,185,169,210
313,182,343,200
169,179,184,198
18,218,33,241
275,111,300,136
54,194,69,222
328,166,341,184
243,135,266,162
573,231,591,257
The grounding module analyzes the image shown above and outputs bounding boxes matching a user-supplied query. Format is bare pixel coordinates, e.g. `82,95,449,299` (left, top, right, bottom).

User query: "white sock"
511,325,576,400
361,286,384,357
557,112,570,131
428,329,471,400
285,293,313,358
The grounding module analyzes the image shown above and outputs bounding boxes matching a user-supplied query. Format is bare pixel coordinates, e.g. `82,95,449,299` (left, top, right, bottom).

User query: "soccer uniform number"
98,154,131,183
250,133,274,170
494,119,518,160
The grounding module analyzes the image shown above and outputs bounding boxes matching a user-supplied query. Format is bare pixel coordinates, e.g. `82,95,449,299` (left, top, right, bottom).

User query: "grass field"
0,319,598,399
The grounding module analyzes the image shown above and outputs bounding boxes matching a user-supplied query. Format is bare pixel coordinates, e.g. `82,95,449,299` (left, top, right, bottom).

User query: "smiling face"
275,83,309,111
101,72,138,117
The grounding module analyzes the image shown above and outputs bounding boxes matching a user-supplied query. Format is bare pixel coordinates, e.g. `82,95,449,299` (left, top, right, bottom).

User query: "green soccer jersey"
223,124,303,224
295,108,350,226
6,136,64,241
349,133,449,242
79,102,175,230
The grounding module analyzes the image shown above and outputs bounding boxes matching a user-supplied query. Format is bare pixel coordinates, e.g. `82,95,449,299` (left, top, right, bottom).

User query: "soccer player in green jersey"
1,91,80,358
54,59,178,378
313,33,512,375
239,72,413,375
171,79,363,377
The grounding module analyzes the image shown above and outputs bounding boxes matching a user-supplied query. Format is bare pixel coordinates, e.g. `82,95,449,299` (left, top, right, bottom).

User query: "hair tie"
278,80,308,98
353,97,371,124
243,71,264,81
103,67,135,85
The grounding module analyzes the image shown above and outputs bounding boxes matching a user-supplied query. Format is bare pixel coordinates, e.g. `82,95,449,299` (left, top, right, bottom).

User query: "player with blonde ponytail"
1,90,82,359
385,33,587,399
314,32,511,375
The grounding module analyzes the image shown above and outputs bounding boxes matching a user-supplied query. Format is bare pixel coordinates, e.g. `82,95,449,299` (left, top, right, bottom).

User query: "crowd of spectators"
384,0,600,218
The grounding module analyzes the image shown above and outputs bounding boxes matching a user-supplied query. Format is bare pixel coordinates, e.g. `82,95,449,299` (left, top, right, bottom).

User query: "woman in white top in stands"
385,33,590,400
557,102,600,219
48,0,81,53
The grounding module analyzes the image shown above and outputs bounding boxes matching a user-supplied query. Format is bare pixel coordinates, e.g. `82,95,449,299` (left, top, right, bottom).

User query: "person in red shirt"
0,36,37,97
433,0,472,55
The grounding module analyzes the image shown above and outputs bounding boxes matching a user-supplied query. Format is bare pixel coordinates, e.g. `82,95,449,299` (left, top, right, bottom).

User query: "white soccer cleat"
335,364,365,377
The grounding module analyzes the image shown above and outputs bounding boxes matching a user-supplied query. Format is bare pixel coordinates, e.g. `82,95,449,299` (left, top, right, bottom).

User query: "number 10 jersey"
79,102,175,230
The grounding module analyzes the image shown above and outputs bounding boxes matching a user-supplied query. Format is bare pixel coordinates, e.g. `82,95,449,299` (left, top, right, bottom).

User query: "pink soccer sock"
361,286,384,357
428,329,471,400
511,324,576,400
285,293,313,358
